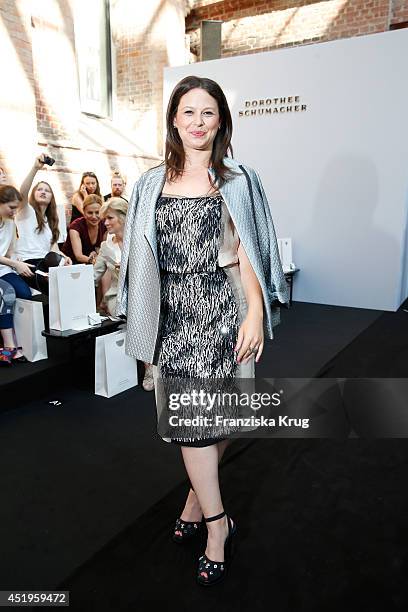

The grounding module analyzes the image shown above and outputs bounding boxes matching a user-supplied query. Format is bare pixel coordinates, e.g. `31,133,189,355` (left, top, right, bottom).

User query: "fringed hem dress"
153,192,255,447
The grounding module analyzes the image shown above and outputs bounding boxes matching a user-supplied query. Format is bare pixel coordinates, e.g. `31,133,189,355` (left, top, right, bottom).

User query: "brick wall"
114,0,188,157
0,0,187,223
1,0,407,221
186,0,408,58
392,0,408,24
0,0,37,183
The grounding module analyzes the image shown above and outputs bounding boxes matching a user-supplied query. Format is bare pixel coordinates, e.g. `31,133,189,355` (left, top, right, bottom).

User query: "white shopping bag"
49,264,96,331
95,329,138,398
14,298,48,362
278,238,293,272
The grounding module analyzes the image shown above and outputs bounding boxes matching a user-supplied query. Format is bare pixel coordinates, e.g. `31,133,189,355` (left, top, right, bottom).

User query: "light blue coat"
116,157,289,363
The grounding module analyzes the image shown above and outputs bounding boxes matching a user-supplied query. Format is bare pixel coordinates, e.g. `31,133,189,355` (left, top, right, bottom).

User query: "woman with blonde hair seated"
95,197,154,392
94,197,127,316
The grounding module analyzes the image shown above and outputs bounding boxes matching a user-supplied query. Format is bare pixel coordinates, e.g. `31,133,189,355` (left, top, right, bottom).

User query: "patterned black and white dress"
154,192,254,446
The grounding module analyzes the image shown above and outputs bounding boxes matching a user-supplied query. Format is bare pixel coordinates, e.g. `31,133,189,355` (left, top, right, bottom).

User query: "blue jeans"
0,273,31,329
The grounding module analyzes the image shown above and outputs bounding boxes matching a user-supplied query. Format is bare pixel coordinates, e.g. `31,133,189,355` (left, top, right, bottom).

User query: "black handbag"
239,164,290,309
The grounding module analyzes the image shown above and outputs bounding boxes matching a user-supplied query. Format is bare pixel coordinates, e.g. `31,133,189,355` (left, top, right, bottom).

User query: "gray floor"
0,301,381,589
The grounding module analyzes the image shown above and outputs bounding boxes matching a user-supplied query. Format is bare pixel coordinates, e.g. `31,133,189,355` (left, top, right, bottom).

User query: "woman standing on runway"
117,75,288,586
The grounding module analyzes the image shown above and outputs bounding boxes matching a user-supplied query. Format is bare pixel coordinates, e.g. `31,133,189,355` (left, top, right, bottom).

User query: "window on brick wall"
74,0,112,118
390,22,408,30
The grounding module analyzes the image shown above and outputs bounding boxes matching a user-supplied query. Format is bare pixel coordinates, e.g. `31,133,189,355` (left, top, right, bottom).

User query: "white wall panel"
164,30,408,310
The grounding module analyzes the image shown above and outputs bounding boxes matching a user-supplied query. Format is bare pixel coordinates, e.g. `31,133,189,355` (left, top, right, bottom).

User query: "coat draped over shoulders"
116,159,288,363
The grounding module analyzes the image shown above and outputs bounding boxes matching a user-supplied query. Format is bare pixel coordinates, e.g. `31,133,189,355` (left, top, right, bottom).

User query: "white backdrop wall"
164,30,408,311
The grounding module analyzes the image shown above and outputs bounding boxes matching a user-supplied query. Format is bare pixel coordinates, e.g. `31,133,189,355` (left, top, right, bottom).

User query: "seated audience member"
12,154,71,294
94,198,154,392
62,194,105,264
0,185,32,364
0,279,21,365
94,198,127,316
104,171,128,202
71,171,101,222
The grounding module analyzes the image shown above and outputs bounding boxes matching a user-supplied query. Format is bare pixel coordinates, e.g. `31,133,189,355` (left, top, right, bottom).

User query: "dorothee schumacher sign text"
238,96,308,118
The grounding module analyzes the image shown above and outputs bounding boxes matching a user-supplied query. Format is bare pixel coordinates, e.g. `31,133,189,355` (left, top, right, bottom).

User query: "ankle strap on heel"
204,511,225,523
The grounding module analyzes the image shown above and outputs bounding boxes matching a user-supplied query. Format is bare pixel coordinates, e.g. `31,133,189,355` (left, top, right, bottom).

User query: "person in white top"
94,197,126,316
0,185,32,364
12,154,71,293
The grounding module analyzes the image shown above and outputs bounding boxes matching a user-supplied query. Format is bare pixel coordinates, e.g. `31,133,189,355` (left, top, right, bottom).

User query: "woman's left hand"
234,312,264,364
35,154,46,169
63,256,72,266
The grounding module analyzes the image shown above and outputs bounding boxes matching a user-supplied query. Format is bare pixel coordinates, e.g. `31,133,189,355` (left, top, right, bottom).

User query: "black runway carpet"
60,439,408,612
317,304,408,377
58,302,407,611
2,301,407,610
0,384,186,590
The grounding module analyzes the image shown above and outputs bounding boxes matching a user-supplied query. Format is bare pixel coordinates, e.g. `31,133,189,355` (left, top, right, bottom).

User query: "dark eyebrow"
181,105,216,111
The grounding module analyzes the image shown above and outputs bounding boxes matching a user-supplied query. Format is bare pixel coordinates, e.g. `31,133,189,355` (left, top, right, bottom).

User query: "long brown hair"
75,171,101,200
29,181,60,243
165,75,235,186
0,185,22,227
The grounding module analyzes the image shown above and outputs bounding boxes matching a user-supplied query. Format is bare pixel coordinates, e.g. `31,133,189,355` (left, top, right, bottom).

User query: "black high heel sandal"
173,517,203,544
172,487,203,544
197,510,236,586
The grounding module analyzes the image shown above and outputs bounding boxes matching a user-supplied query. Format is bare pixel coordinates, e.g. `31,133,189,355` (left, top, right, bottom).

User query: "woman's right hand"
80,184,88,196
14,261,35,277
88,251,97,265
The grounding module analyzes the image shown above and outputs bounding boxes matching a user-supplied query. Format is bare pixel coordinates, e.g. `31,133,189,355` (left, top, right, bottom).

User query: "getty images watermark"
156,378,408,439
167,387,310,430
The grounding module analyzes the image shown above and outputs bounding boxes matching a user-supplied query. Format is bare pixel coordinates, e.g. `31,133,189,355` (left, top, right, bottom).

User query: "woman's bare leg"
176,439,231,529
1,328,15,347
180,445,230,567
1,329,23,358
